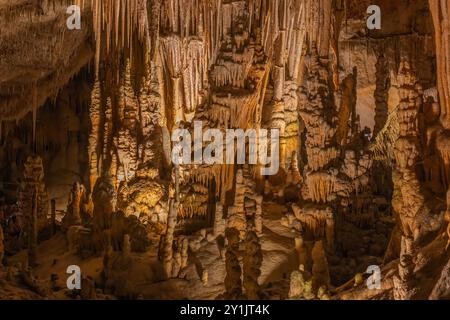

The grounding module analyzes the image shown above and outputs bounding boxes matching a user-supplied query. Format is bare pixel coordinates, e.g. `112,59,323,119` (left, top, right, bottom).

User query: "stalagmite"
213,202,226,237
91,176,117,253
16,155,49,267
163,199,178,279
243,231,262,299
295,236,308,268
288,268,305,299
227,170,248,240
393,236,417,300
202,269,209,286
224,228,242,299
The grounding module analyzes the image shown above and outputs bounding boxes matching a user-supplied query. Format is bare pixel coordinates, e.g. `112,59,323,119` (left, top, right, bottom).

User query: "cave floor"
2,201,297,300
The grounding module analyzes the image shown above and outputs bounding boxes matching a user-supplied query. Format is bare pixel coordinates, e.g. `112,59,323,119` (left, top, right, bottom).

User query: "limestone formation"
1,0,450,302
62,182,86,230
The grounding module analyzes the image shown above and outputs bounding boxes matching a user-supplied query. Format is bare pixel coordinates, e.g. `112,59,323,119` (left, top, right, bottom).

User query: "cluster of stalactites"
172,0,308,220
158,0,309,129
159,0,306,68
303,0,334,59
91,0,149,72
392,59,429,300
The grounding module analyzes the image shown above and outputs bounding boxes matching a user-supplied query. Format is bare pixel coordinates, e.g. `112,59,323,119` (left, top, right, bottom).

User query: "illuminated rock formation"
62,182,87,230
2,0,450,302
391,58,444,299
18,155,49,266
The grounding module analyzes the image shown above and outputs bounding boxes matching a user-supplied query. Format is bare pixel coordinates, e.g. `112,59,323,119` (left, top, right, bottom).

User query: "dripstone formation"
0,0,450,300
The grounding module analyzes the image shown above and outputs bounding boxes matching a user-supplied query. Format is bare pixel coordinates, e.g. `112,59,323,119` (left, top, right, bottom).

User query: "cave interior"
0,0,450,300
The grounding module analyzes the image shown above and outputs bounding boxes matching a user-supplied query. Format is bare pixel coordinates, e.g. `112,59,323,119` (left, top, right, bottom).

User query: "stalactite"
304,0,333,59
392,58,435,300
92,176,116,237
92,0,150,71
